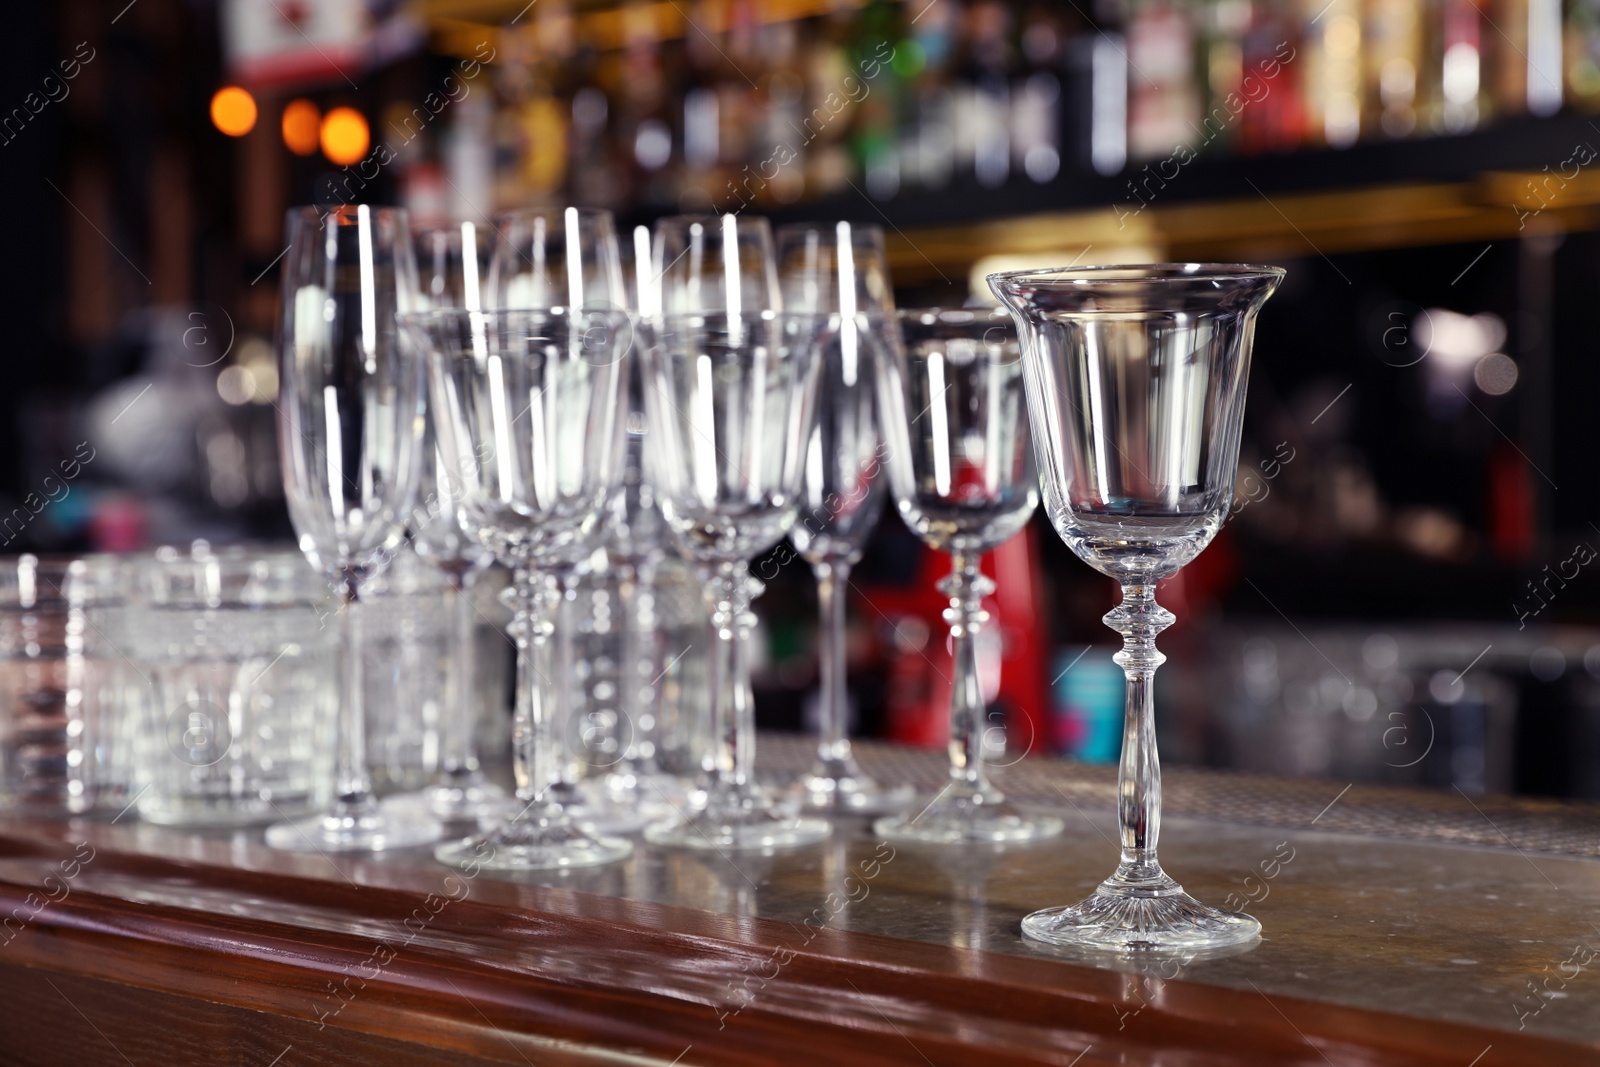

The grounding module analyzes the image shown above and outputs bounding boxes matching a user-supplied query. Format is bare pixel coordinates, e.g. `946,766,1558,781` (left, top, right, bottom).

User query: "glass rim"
653,213,774,232
493,205,618,224
413,220,493,239
653,309,835,324
398,305,635,323
896,306,1012,322
774,220,887,240
987,262,1287,287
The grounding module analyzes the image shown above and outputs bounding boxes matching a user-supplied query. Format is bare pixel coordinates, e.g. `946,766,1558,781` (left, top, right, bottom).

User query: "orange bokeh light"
281,99,321,156
210,86,257,137
320,107,370,166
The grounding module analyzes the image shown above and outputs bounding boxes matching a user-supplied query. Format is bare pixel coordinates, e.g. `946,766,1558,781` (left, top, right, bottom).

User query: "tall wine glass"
871,309,1062,845
652,214,781,318
641,310,832,850
489,207,629,822
487,207,628,312
268,204,439,852
417,221,493,310
774,221,909,814
650,214,779,799
990,263,1284,952
565,225,689,831
409,222,507,821
403,306,633,870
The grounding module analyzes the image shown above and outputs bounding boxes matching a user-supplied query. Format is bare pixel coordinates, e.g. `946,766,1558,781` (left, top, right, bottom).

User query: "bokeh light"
209,87,257,137
281,99,321,156
320,107,370,166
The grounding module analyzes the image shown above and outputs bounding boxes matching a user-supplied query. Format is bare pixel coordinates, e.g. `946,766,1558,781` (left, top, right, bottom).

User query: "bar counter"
2,737,1597,1065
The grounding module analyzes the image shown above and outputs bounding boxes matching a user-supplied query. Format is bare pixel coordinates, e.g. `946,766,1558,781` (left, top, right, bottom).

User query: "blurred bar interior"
9,0,1600,801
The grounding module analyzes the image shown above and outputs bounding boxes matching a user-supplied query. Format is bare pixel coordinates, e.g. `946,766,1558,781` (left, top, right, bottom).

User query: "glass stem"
939,553,996,791
706,563,757,793
555,569,580,787
440,571,479,780
334,574,372,807
509,568,560,805
814,559,852,765
615,559,656,777
1106,581,1176,887
735,574,764,786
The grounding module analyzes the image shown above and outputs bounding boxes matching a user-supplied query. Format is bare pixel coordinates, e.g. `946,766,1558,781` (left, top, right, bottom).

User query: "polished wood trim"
882,178,1596,286
0,823,1588,1066
424,0,863,56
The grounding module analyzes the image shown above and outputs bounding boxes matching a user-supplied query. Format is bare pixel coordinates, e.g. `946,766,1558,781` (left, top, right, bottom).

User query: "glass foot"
435,801,632,871
1021,880,1261,953
792,761,915,816
645,785,832,851
419,770,509,822
265,796,443,853
573,772,688,835
874,784,1062,844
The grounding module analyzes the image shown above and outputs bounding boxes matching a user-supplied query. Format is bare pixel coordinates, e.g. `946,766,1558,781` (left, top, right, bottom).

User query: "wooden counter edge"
0,826,1588,1067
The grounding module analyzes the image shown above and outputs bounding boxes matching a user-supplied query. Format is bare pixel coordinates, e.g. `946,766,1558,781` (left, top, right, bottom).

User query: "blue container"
1052,648,1123,763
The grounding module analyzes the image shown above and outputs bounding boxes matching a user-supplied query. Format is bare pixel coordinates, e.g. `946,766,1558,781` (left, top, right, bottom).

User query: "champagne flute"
564,225,690,831
774,221,909,814
268,204,439,852
488,207,630,823
991,262,1284,952
871,309,1063,845
407,223,508,822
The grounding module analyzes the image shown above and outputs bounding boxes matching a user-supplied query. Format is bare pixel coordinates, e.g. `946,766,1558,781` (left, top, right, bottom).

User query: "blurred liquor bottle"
852,0,907,197
1363,0,1422,137
755,20,808,206
1126,0,1202,160
1237,0,1306,152
568,56,624,210
801,5,859,199
1011,4,1066,183
1060,0,1129,174
900,0,960,190
616,2,677,209
677,0,726,210
1195,0,1250,153
1422,0,1488,133
518,15,573,207
1307,0,1362,148
964,0,1015,185
1570,0,1600,106
1489,0,1563,117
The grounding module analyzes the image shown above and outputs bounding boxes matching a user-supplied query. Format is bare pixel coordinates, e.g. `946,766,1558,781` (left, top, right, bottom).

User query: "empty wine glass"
489,207,631,827
641,310,832,851
563,225,689,832
871,309,1062,845
652,214,781,318
775,221,908,814
406,223,508,822
402,305,633,870
649,213,781,818
417,221,493,310
487,207,627,312
268,204,439,852
990,262,1284,952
